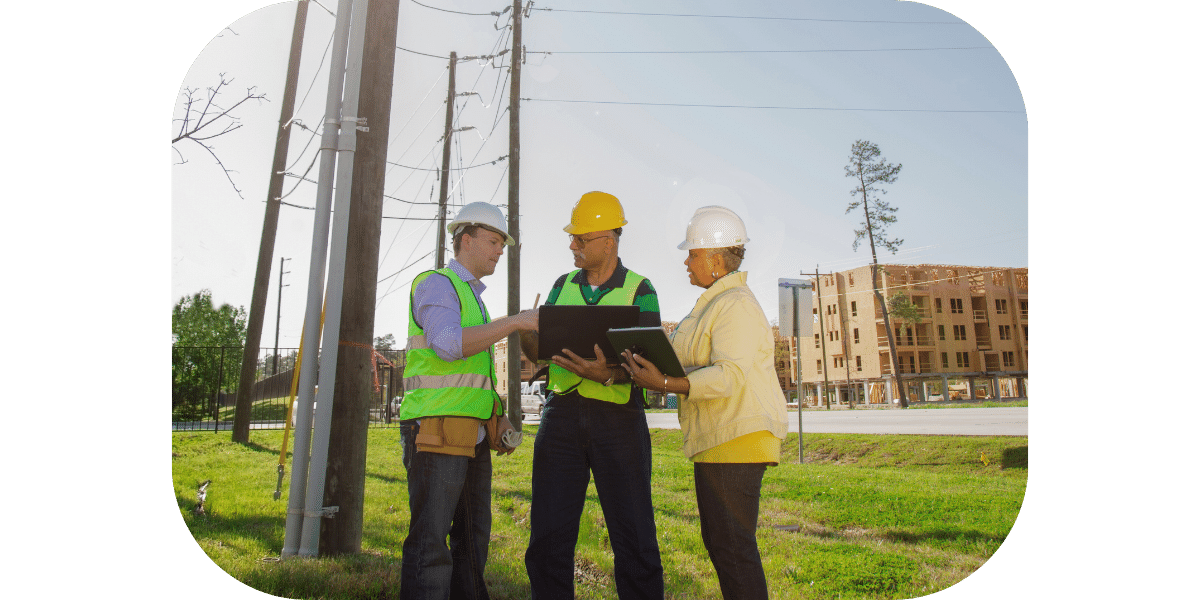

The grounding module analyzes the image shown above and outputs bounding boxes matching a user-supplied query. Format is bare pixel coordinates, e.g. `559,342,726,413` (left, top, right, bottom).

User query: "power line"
377,250,435,284
398,45,450,60
387,155,508,171
532,6,966,25
408,0,509,18
531,46,994,55
521,97,1024,114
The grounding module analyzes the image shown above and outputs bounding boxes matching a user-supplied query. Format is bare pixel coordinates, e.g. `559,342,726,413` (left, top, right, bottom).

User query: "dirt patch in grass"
574,557,613,593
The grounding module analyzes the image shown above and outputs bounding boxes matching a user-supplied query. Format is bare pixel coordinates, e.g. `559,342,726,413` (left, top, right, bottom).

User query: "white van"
520,381,546,414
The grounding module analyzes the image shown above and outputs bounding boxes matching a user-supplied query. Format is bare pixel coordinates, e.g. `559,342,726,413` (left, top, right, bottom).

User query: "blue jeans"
525,392,663,599
694,462,769,600
399,420,492,600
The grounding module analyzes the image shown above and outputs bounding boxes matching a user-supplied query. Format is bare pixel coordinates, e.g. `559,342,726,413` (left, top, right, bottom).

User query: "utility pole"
435,52,457,269
231,0,309,443
815,266,831,409
320,0,400,557
506,0,524,425
274,256,290,375
838,275,856,409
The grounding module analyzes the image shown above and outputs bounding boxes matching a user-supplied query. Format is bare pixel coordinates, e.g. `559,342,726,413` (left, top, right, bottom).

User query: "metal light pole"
778,278,813,462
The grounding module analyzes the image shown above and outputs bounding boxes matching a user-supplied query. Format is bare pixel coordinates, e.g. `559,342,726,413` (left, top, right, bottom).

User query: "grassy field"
172,426,1026,599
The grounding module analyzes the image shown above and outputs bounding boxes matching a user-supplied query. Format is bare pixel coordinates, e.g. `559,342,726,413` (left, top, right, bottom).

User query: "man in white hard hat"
519,191,665,599
396,202,539,600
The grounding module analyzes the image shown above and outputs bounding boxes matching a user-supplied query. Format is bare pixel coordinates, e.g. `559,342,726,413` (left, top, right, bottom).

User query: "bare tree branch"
172,74,268,198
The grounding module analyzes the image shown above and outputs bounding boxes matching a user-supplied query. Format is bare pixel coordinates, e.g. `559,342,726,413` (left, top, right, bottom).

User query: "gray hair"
711,245,745,271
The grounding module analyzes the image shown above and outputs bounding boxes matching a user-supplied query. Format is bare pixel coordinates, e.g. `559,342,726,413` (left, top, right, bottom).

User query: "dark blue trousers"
525,392,664,599
399,420,492,600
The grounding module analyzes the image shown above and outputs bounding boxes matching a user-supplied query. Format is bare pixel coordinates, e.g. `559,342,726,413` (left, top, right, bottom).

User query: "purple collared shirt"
411,259,489,362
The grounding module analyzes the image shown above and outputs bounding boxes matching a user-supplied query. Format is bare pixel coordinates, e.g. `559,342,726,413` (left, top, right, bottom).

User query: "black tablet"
537,305,640,364
606,327,686,378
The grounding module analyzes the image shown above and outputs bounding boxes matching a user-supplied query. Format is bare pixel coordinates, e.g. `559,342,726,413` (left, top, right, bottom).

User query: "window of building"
834,330,840,341
816,359,822,374
849,273,855,286
814,334,820,348
950,298,964,314
1020,299,1028,318
953,324,967,341
941,352,949,368
935,298,943,313
995,298,1008,314
1003,351,1015,368
956,352,970,368
1023,325,1028,340
853,328,860,343
938,324,946,340
998,324,1012,340
856,356,862,371
851,301,858,316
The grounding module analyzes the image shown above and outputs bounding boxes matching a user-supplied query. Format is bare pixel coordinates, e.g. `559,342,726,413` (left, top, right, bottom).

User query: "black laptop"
537,305,639,364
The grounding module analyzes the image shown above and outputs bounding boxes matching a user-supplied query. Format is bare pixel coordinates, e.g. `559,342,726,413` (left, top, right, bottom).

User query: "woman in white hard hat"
621,205,788,600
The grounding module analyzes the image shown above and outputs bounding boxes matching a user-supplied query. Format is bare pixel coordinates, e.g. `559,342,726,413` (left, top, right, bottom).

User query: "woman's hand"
621,349,666,392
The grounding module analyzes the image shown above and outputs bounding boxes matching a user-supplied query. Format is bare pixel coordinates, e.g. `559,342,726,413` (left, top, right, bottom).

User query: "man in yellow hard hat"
519,191,664,599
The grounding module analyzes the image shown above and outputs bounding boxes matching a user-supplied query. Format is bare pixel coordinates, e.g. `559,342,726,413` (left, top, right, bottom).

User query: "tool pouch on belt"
415,416,480,457
485,399,521,455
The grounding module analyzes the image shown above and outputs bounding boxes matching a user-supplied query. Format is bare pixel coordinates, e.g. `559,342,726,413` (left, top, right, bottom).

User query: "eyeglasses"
568,233,612,246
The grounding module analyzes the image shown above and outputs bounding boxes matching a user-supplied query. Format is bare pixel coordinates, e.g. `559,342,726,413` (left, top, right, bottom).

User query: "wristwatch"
602,368,616,387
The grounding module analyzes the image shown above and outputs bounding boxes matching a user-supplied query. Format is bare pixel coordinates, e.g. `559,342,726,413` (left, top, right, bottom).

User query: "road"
525,407,1028,437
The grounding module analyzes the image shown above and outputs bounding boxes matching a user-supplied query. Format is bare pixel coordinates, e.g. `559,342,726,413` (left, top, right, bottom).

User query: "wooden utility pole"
320,0,400,556
506,0,524,425
815,267,831,409
232,0,309,443
435,52,457,269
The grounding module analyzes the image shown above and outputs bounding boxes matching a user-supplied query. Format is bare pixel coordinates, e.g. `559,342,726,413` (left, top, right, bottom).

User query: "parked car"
521,381,546,414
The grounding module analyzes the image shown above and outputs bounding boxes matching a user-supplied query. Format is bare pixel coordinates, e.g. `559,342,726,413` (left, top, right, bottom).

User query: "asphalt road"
637,406,1028,436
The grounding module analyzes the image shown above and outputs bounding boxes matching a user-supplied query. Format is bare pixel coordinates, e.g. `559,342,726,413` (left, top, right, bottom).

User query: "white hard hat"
448,202,515,246
677,205,749,250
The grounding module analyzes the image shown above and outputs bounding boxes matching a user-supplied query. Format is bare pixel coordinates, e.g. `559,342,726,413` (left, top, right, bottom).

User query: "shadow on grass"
181,508,287,554
238,440,285,456
1003,446,1028,470
366,470,403,485
883,526,1005,546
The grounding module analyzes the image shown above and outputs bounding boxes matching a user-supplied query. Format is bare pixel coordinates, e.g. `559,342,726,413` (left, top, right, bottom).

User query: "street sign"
778,279,814,337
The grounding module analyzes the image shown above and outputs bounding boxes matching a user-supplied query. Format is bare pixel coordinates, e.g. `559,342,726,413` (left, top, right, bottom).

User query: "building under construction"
786,263,1028,407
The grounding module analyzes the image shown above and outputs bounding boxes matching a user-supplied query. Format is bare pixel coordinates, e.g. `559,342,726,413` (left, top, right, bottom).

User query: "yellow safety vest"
399,268,499,420
547,269,646,404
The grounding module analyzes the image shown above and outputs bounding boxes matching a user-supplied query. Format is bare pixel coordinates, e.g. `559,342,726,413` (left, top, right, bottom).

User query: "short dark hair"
452,225,482,254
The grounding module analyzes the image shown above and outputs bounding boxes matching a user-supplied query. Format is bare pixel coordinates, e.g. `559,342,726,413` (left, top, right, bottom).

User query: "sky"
170,0,1028,350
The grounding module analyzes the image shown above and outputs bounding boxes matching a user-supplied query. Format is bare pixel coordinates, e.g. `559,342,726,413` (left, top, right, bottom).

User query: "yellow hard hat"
563,191,628,235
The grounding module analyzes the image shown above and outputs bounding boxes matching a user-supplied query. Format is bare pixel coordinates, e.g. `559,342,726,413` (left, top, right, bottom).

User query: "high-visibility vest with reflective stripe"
547,269,646,404
399,268,499,420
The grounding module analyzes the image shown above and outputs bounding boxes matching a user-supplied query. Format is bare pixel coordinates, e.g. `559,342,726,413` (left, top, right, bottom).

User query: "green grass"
173,427,1026,599
214,396,292,422
907,399,1028,409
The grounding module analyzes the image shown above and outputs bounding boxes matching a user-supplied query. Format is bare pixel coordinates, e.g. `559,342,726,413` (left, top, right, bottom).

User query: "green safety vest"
399,268,500,420
548,269,647,404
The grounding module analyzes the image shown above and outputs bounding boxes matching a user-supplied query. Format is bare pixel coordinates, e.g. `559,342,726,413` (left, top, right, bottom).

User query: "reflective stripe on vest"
547,269,646,404
399,268,499,420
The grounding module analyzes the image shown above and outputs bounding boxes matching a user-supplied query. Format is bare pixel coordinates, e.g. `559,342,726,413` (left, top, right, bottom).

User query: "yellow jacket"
672,271,788,459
